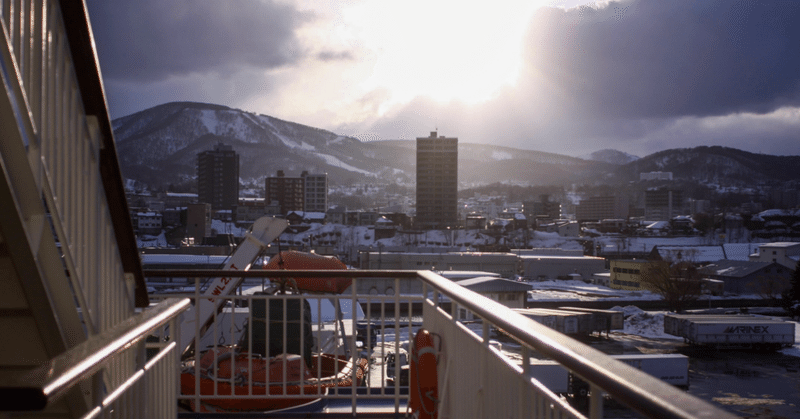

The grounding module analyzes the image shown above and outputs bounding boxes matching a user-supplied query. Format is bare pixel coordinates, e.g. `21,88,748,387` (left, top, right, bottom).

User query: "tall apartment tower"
197,142,239,211
416,131,458,229
301,171,328,213
265,170,304,215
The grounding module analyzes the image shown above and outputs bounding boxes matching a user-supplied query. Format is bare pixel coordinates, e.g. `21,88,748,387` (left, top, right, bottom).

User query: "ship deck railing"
0,298,190,416
146,269,737,419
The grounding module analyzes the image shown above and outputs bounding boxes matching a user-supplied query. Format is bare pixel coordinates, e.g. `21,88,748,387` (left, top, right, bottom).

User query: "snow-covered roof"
699,260,774,278
758,209,793,218
456,277,533,292
721,243,761,261
645,221,670,230
287,211,326,220
519,255,604,261
653,245,726,263
758,242,800,249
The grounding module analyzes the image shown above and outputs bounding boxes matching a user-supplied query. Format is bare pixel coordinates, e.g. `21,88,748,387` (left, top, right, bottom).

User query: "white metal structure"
176,216,288,353
0,0,186,417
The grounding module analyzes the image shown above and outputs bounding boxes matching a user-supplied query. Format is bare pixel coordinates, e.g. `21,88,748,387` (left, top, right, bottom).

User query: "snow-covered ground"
527,279,662,302
525,281,800,357
526,278,761,303
781,322,800,358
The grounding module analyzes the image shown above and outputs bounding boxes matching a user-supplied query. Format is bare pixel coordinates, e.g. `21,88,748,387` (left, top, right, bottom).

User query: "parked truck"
528,353,690,402
663,314,795,350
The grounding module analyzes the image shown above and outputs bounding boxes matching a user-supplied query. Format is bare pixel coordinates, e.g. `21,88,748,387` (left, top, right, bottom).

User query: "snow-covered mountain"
112,102,800,191
113,102,413,189
112,102,609,189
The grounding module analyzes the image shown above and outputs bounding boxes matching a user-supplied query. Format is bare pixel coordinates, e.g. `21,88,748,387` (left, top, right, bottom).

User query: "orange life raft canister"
409,328,439,419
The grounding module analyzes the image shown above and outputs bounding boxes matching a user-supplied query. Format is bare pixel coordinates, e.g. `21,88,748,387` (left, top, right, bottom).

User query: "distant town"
129,133,800,301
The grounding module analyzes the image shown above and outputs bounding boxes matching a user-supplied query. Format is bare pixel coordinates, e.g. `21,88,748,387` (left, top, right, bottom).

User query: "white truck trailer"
664,314,795,350
663,314,757,336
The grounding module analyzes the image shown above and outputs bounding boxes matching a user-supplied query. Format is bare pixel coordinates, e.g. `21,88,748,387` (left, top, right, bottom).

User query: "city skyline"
88,1,800,158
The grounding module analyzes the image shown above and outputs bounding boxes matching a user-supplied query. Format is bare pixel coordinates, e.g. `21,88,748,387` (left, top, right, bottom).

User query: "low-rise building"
455,277,532,317
359,252,519,278
521,255,607,282
136,212,162,235
699,260,793,295
608,259,648,291
236,198,281,224
749,242,800,270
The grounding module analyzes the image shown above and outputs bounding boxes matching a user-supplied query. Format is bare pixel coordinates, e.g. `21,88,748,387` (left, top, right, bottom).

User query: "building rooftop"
757,242,800,249
699,260,775,278
456,276,534,293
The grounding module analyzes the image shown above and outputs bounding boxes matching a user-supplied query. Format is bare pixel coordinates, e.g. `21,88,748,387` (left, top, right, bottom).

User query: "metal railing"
0,298,190,416
147,269,737,419
1,0,145,333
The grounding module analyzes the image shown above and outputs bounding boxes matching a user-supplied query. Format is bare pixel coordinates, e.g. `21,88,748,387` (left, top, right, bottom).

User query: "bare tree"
781,259,800,319
640,260,702,312
749,274,790,301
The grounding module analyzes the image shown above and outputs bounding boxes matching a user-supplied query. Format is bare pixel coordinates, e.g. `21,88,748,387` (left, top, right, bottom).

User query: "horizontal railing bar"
415,270,734,419
151,269,733,419
144,269,421,278
0,298,190,411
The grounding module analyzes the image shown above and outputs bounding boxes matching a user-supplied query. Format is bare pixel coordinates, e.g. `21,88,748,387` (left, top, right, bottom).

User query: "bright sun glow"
342,1,541,107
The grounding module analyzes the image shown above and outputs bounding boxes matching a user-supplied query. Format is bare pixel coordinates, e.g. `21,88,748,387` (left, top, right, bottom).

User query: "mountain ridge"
112,101,800,191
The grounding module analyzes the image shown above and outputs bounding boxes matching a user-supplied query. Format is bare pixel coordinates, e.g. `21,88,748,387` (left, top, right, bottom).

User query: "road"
584,332,800,418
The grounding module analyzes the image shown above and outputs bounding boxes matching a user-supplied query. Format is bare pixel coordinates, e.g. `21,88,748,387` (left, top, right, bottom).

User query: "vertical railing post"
589,383,604,419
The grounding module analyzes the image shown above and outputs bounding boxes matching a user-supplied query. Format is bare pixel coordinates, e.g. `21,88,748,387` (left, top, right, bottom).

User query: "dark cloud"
87,0,310,82
525,0,800,119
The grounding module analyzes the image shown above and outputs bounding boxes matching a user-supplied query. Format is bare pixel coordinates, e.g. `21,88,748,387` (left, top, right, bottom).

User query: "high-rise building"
523,194,562,226
265,170,329,215
301,171,328,213
644,187,684,221
575,195,629,222
416,131,458,229
265,170,305,215
196,142,239,211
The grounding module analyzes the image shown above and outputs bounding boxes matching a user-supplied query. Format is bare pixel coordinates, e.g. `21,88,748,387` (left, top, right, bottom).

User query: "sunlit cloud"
89,0,800,157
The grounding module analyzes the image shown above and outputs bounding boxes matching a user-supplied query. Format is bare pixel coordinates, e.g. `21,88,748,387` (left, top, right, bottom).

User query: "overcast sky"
87,0,800,157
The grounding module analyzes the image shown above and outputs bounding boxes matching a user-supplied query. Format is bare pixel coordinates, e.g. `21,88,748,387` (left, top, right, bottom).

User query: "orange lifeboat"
180,346,367,412
263,250,351,294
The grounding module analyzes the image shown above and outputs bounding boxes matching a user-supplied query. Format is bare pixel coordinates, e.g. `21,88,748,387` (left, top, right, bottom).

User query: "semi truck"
663,314,795,350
